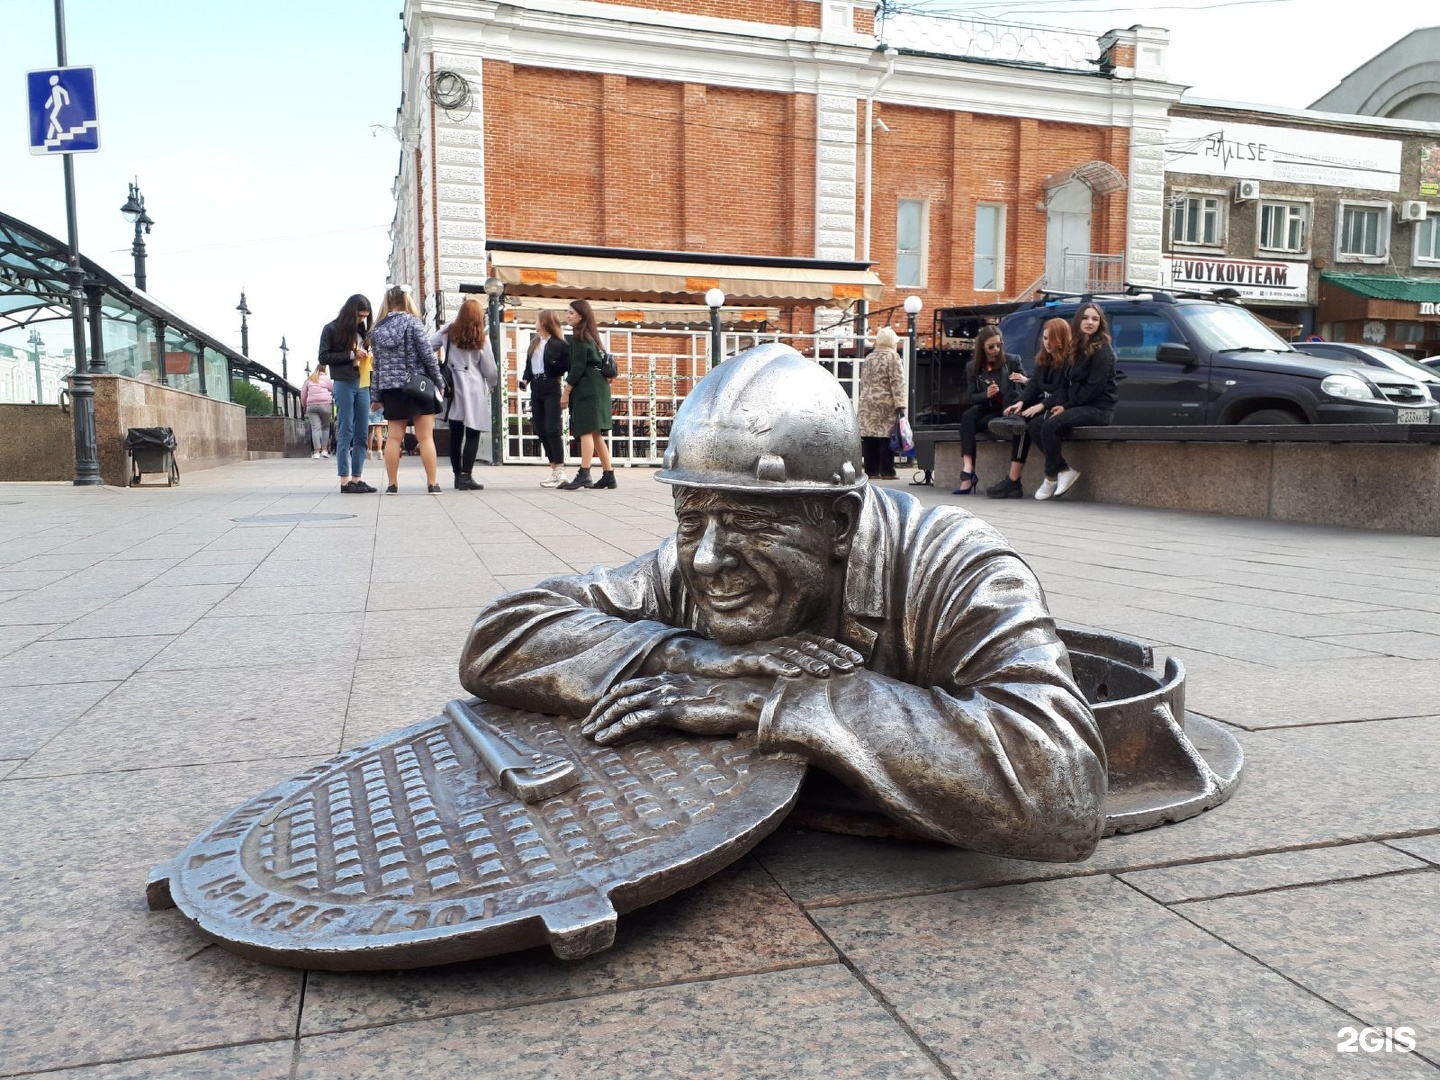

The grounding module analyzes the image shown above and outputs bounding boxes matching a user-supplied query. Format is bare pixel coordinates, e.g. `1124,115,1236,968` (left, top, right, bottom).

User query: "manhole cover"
232,513,357,524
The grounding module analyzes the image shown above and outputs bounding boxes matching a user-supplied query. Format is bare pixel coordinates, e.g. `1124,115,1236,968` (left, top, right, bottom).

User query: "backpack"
598,350,618,380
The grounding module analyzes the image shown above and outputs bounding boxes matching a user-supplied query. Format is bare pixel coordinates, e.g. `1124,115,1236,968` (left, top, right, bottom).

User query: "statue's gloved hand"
648,632,862,680
581,673,770,745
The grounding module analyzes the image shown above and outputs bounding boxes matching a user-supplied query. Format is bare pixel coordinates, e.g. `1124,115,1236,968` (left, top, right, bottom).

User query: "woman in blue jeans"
1036,303,1117,501
318,294,375,493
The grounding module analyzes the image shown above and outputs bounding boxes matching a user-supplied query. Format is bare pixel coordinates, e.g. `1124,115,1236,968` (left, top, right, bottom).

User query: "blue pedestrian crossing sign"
27,66,100,155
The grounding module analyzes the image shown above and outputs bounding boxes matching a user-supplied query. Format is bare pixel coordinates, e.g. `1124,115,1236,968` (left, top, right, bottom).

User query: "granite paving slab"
149,562,258,587
43,583,237,641
0,758,20,778
20,1040,296,1079
1342,608,1440,635
477,545,576,576
178,547,273,567
6,552,111,572
368,555,481,585
0,759,319,1075
0,680,119,758
812,875,1435,1079
0,568,79,591
300,858,835,1035
0,621,64,657
363,577,504,612
1183,583,1394,616
1118,842,1428,903
10,663,353,777
293,964,940,1080
342,655,466,749
1309,631,1440,660
209,583,367,617
245,558,371,588
142,612,363,672
359,606,479,661
0,635,173,687
1180,872,1440,1056
1184,657,1439,728
1387,834,1440,865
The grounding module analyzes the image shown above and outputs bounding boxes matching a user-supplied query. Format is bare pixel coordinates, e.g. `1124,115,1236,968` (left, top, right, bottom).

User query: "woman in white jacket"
431,297,500,491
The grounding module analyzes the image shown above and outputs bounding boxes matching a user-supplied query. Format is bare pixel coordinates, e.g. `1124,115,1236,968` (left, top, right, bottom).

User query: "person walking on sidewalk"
986,317,1070,499
558,299,616,491
300,364,334,460
1035,304,1117,501
520,309,570,487
370,285,447,494
318,294,376,493
430,298,499,491
856,326,906,480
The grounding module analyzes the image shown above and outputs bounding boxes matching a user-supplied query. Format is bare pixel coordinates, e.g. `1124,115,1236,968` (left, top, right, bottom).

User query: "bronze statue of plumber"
150,342,1238,970
460,343,1105,863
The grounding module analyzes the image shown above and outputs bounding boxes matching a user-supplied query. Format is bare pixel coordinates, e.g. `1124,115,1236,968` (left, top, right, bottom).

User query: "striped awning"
498,298,779,327
485,243,884,304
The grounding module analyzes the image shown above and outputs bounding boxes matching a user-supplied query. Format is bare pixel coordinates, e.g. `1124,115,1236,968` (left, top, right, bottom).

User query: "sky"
2,0,1436,386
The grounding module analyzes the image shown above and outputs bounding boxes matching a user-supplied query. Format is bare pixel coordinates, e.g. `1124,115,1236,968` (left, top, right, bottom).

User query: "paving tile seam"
0,751,331,783
0,1035,298,1080
1231,712,1440,732
1382,838,1440,867
293,957,843,1041
334,522,381,755
1109,874,1422,1059
1156,865,1437,908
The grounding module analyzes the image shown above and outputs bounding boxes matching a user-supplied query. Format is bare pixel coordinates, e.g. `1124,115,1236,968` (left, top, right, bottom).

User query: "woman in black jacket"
318,293,375,493
1036,304,1118,501
519,309,571,487
953,325,1023,495
986,316,1071,499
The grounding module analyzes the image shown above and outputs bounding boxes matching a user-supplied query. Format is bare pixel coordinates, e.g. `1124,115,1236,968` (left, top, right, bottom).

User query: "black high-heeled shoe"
951,470,979,496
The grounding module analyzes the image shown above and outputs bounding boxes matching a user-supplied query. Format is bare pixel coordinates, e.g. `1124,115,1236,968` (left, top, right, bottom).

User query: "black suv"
998,293,1439,425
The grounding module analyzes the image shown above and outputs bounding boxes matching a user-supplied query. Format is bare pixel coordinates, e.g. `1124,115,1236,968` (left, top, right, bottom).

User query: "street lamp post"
27,329,44,404
483,276,506,464
236,292,251,356
119,181,154,292
705,288,725,368
279,337,289,383
903,294,922,422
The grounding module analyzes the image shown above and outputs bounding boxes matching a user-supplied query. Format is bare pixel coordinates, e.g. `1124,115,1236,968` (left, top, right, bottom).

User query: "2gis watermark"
1337,1026,1417,1054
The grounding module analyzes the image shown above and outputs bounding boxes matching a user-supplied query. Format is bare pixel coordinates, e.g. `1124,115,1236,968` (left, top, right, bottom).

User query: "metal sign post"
28,3,102,485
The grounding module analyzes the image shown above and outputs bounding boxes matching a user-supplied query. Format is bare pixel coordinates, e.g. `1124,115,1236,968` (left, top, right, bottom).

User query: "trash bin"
124,426,179,487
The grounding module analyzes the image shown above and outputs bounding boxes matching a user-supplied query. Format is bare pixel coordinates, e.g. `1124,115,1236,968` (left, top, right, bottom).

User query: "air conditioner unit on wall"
1401,200,1429,222
1234,179,1260,202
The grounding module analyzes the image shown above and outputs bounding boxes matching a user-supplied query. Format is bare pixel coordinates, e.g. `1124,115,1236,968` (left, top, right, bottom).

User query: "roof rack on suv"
1029,284,1179,308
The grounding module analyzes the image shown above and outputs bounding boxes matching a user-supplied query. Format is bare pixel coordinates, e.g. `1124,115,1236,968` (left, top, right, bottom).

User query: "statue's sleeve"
757,545,1107,863
459,543,694,718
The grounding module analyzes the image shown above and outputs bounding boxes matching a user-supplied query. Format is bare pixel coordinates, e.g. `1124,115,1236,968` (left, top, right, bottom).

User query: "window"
1337,202,1390,260
1395,323,1424,343
896,200,927,288
1258,202,1307,253
1108,313,1184,362
1415,217,1440,265
974,203,1005,291
1171,195,1223,246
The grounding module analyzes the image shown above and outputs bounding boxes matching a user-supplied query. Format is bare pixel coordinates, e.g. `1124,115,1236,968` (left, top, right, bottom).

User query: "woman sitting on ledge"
1036,303,1117,502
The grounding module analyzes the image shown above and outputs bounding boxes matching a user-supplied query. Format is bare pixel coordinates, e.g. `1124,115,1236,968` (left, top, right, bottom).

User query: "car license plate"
1397,408,1430,424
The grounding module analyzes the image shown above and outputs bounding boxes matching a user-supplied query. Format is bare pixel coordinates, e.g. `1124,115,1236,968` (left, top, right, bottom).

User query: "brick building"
1162,99,1440,357
388,1,1182,335
386,1,1186,463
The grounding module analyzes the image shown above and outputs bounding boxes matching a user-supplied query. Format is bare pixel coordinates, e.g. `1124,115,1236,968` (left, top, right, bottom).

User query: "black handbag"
987,414,1029,439
403,370,439,408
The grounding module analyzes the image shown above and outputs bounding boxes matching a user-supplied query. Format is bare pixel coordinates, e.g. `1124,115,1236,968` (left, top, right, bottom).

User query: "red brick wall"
584,0,821,27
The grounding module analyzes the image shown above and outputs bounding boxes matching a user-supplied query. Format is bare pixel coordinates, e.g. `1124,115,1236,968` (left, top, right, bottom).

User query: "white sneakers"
539,465,566,488
311,451,320,459
1035,468,1081,501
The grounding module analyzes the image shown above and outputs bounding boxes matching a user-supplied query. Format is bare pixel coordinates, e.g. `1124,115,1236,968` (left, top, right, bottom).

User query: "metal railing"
1045,253,1126,295
497,324,894,466
879,12,1099,73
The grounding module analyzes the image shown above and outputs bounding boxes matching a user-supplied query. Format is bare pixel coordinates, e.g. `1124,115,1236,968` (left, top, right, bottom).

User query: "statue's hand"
653,632,863,680
581,673,767,745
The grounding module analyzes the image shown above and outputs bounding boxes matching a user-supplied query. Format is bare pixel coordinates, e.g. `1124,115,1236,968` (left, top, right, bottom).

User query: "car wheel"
1238,408,1303,425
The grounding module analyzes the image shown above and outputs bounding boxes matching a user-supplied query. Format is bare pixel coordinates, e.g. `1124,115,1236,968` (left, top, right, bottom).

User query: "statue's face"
674,490,844,645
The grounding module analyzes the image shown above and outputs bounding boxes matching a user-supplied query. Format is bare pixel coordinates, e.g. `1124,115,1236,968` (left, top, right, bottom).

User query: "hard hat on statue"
657,342,866,495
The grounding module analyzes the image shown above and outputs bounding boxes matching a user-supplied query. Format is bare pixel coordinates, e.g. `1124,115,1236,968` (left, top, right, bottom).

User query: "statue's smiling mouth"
705,587,757,612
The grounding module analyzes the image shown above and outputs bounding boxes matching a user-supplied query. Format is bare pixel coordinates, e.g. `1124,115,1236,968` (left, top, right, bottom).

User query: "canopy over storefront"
1320,272,1440,303
484,240,884,304
493,296,781,328
0,210,292,406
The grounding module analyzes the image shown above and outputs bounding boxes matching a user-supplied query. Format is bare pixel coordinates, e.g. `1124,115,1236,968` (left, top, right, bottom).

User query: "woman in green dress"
558,299,617,490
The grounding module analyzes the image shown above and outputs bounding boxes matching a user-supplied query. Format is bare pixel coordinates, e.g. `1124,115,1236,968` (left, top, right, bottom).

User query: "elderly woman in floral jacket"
856,325,906,479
